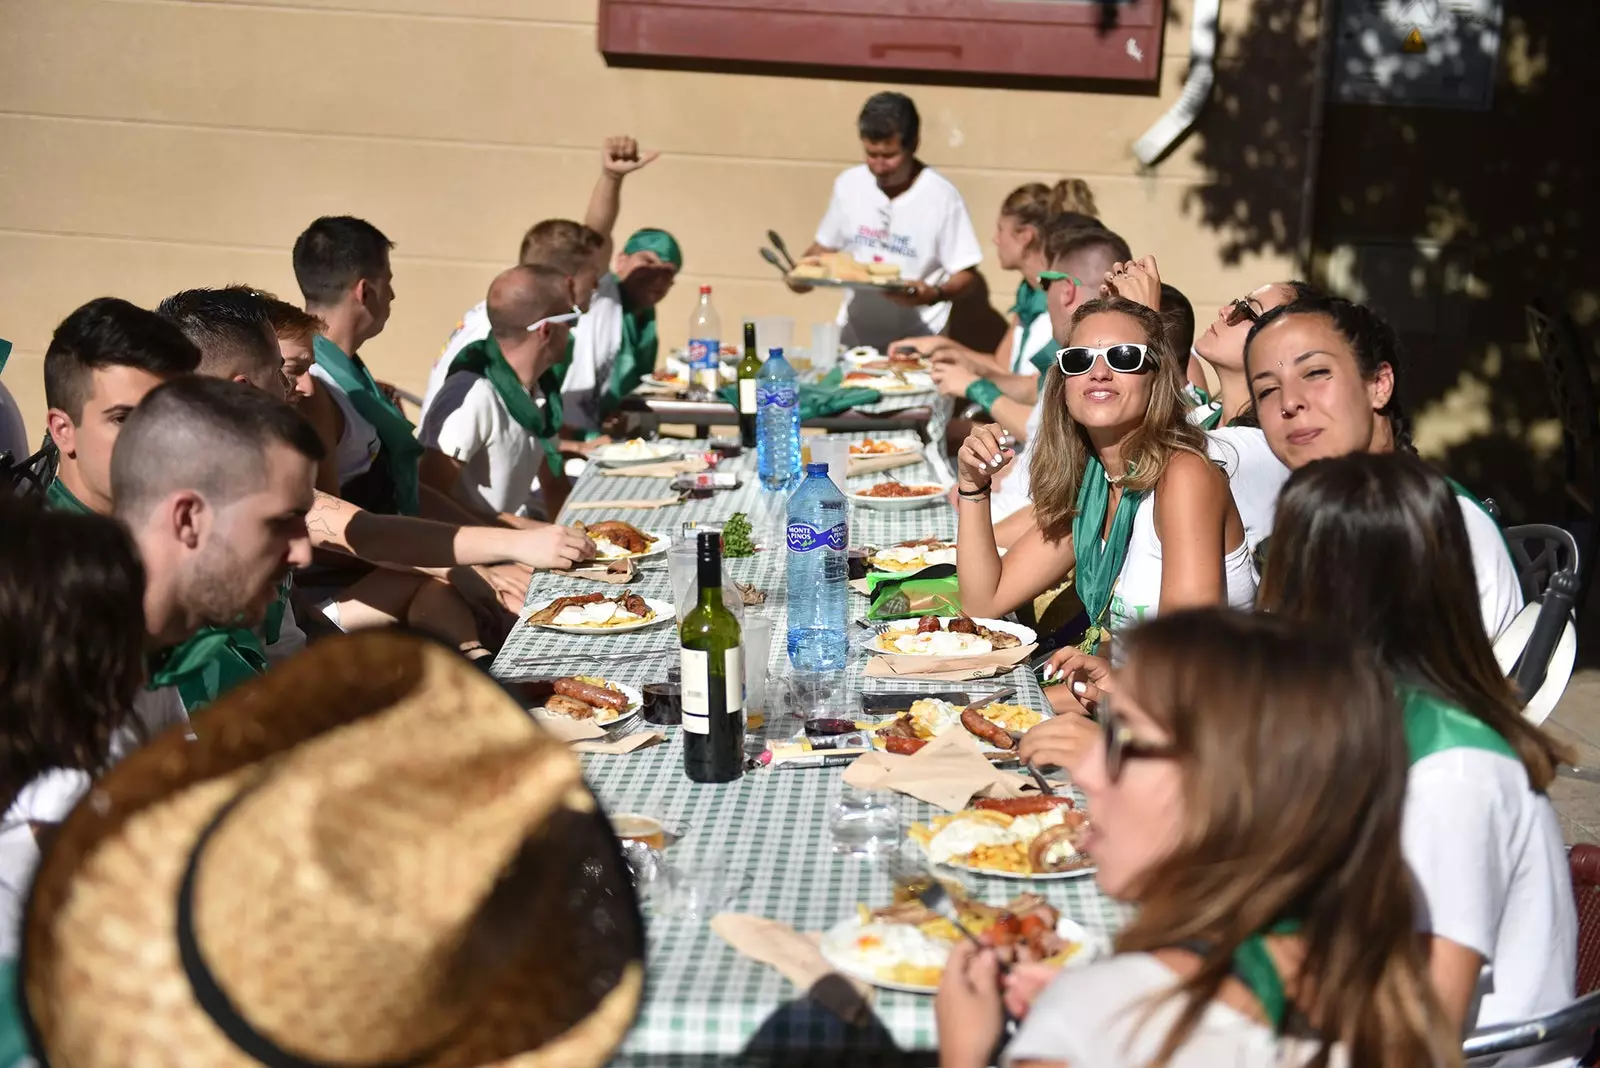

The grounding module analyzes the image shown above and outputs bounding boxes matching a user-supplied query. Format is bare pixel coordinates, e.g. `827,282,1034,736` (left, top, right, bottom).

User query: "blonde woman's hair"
1029,296,1206,540
1000,179,1100,248
1118,609,1464,1068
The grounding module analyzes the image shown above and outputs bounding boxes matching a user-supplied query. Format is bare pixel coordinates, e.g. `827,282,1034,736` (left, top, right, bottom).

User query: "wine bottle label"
786,521,849,553
739,379,758,414
726,645,745,713
681,648,710,735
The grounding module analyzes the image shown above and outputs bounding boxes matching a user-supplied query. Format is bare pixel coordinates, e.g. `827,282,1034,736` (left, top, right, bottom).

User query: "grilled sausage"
884,735,928,755
553,678,628,711
961,707,1016,750
916,615,942,634
972,795,1075,815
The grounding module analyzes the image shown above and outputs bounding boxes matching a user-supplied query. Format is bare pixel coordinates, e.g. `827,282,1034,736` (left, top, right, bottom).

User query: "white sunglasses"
527,309,581,333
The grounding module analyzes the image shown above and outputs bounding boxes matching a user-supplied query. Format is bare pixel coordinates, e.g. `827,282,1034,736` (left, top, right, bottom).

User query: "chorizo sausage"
883,735,928,755
553,678,628,711
960,707,1016,750
971,795,1075,815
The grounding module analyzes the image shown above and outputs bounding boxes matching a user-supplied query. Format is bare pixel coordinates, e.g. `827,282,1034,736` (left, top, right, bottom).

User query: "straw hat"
20,631,645,1067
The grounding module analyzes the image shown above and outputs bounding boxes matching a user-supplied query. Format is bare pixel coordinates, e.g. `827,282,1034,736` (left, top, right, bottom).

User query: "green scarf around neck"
312,335,422,515
1012,279,1057,377
448,334,565,475
1071,457,1146,653
147,625,268,713
44,475,93,515
1012,279,1049,331
1402,686,1517,764
605,283,657,416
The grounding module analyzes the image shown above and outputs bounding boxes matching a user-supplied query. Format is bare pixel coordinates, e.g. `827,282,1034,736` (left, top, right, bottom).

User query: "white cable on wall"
1132,0,1221,166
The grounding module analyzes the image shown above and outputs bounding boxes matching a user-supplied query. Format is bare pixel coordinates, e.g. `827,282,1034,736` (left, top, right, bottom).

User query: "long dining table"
490,431,1128,1065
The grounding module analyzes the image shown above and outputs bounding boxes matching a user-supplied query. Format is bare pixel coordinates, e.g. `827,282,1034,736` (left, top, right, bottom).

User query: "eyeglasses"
1038,270,1083,293
1098,697,1179,784
527,310,581,333
1225,298,1262,327
1054,342,1154,377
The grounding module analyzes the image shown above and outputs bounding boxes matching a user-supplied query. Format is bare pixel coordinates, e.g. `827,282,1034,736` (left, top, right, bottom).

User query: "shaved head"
486,264,571,345
111,377,324,525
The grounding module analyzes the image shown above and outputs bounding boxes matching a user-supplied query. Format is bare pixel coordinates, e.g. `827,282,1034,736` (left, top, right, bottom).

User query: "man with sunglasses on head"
420,265,578,521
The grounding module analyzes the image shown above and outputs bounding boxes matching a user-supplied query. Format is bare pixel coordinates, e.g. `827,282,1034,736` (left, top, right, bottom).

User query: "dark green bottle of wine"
736,320,762,448
681,531,745,783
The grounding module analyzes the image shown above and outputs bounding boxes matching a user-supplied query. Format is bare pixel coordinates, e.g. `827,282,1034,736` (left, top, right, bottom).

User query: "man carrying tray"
791,92,983,352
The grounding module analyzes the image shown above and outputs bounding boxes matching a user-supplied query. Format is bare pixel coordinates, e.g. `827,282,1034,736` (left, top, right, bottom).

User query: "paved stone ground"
1545,601,1600,845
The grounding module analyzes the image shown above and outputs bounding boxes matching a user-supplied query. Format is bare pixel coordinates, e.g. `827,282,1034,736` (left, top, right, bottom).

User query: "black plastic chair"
1494,525,1580,722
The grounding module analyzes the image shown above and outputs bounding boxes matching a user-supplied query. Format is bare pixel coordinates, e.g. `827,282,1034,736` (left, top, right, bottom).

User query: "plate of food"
787,252,914,293
522,591,674,633
869,536,957,572
849,438,921,459
849,482,945,511
575,520,669,560
591,439,680,467
869,615,1036,657
841,370,934,395
910,798,1096,880
518,676,643,728
857,352,931,375
820,890,1095,994
871,696,1048,756
844,345,884,365
635,370,685,394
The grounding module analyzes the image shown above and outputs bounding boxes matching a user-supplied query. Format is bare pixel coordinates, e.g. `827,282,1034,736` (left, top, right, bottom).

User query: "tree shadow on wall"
1183,0,1599,528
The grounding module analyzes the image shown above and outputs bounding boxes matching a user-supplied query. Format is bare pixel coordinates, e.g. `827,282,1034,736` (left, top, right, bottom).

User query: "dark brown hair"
43,298,200,422
1117,608,1462,1068
0,496,147,812
1258,451,1570,788
1030,297,1206,540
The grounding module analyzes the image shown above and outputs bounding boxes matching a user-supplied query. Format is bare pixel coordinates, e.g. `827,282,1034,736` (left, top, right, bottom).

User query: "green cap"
622,228,683,269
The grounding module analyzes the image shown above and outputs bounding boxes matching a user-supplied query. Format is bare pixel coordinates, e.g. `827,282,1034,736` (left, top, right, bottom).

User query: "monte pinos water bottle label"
786,521,848,553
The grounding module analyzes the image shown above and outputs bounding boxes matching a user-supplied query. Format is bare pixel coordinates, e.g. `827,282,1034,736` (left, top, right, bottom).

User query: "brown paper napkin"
566,559,637,585
566,497,681,512
535,714,665,754
847,453,921,477
712,914,876,1027
865,643,1036,681
599,456,709,479
572,731,664,755
842,728,1033,812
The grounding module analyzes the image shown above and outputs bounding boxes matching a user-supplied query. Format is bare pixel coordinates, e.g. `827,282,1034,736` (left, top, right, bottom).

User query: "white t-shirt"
418,371,542,517
1107,488,1258,656
423,300,491,421
989,399,1046,524
0,769,92,957
1404,747,1579,1066
1458,496,1524,641
1004,952,1341,1068
308,363,381,485
814,164,983,349
561,273,625,434
1204,426,1289,554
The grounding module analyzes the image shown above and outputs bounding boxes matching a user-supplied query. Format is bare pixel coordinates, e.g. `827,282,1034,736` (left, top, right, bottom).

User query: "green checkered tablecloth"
491,434,1129,1065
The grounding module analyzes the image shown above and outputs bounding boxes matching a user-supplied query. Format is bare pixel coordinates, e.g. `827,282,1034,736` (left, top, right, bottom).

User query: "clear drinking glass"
669,538,699,618
809,435,852,496
828,785,901,857
741,613,774,713
811,322,842,375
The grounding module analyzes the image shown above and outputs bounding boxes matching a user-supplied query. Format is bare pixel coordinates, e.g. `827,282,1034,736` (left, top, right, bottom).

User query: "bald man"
420,264,577,520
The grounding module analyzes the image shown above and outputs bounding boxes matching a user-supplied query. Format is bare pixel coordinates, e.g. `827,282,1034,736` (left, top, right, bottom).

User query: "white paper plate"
529,680,643,729
589,531,671,561
930,849,1099,882
868,544,1004,572
845,346,884,365
522,597,676,634
869,618,1036,656
848,485,946,512
819,914,1098,995
592,443,681,467
848,441,922,460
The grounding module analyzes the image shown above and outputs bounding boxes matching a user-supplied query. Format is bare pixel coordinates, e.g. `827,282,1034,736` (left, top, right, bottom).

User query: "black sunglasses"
1225,298,1262,327
1099,697,1179,783
1055,342,1154,377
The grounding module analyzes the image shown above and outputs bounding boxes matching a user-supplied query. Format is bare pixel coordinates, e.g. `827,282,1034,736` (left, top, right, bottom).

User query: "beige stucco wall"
0,0,1305,444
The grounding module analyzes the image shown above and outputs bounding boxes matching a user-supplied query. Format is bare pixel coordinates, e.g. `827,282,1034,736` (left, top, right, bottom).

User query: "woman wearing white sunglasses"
956,295,1253,669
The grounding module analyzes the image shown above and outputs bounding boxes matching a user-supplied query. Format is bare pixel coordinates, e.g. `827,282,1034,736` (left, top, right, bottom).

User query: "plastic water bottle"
686,285,720,394
786,463,849,671
756,348,801,492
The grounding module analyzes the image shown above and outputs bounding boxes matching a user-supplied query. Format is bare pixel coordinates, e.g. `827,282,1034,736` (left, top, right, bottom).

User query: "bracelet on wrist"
957,485,991,501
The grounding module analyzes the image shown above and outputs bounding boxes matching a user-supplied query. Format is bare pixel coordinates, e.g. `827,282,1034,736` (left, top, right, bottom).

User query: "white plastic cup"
809,436,852,497
741,614,774,713
810,322,842,374
755,317,795,360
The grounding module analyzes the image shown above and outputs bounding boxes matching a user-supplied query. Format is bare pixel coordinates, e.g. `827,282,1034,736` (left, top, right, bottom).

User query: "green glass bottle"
736,320,762,448
681,531,745,782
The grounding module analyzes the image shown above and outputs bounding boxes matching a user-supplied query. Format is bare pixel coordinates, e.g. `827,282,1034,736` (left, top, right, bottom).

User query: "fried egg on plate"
552,601,643,627
884,629,992,656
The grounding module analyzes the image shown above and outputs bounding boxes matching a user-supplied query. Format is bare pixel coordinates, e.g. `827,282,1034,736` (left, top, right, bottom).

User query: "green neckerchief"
312,335,422,515
44,475,92,515
1012,280,1056,375
1196,405,1224,431
1031,338,1057,388
1072,459,1146,653
1402,686,1518,764
0,336,11,374
717,365,880,421
605,282,657,416
448,334,565,475
1233,919,1304,1035
0,959,26,1068
147,626,267,713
